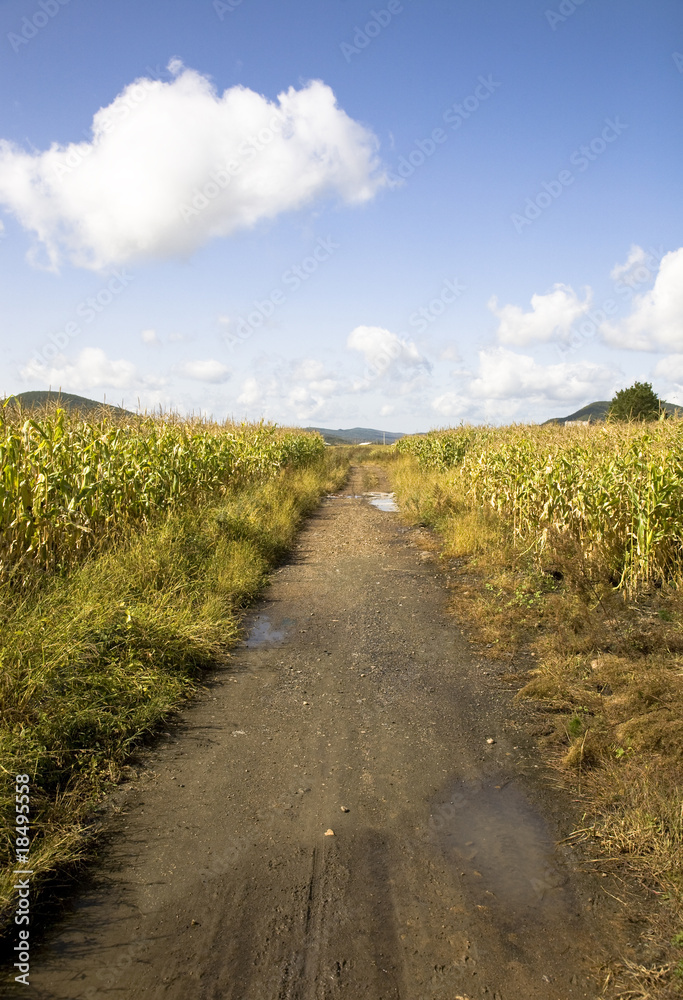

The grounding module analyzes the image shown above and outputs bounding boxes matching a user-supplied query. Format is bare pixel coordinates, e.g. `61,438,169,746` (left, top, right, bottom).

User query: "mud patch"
430,778,569,919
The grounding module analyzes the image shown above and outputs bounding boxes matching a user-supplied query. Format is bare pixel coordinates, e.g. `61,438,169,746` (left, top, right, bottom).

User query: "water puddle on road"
366,492,398,512
244,615,294,648
430,778,568,917
325,492,399,511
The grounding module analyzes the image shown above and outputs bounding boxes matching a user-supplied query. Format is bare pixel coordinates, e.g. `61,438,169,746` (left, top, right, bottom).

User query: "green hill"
3,390,132,417
543,401,611,424
545,399,683,425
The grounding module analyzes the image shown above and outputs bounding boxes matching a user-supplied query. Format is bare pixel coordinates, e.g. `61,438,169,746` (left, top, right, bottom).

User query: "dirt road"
9,467,627,999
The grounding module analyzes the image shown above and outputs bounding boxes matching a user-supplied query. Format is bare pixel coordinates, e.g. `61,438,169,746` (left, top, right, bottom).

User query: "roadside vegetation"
0,402,347,935
384,418,683,997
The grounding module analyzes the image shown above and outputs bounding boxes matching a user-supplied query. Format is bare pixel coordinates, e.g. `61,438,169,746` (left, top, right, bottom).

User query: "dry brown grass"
603,959,676,999
388,452,683,998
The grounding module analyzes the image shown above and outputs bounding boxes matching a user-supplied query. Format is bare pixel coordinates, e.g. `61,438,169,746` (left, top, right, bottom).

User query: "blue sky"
0,0,681,431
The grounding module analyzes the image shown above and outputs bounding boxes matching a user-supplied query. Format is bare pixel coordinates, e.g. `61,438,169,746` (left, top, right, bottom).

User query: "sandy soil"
3,467,636,999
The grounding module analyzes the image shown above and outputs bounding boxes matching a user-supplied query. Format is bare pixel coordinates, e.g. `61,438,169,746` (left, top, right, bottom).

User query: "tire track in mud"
3,466,632,1000
292,846,324,1000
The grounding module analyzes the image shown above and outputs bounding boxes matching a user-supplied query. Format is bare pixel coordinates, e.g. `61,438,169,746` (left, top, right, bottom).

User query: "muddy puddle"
430,778,570,922
366,491,398,512
326,492,398,511
244,614,294,648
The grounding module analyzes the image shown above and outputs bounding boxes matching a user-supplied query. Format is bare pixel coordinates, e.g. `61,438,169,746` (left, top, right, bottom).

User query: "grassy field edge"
0,452,348,937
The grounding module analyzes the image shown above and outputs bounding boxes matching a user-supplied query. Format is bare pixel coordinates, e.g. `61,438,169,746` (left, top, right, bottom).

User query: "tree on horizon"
608,381,662,422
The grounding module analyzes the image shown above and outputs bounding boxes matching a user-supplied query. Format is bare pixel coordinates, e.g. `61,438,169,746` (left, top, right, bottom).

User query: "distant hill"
545,399,683,425
305,426,406,445
543,401,611,424
3,390,132,417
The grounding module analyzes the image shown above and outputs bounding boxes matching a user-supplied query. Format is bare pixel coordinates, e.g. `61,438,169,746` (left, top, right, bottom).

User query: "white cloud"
177,359,230,383
236,359,340,421
489,284,592,346
432,392,468,418
347,325,430,374
469,347,615,403
19,346,165,391
601,247,683,351
292,358,327,381
654,354,683,383
0,65,386,270
439,345,460,362
610,244,649,284
237,376,262,408
141,328,160,345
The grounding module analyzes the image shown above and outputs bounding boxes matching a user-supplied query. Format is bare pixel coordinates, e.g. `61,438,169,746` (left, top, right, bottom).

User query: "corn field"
397,422,683,593
0,404,324,582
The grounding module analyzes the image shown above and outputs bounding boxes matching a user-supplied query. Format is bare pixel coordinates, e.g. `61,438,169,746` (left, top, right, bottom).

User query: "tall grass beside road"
388,423,683,995
0,402,324,585
0,405,347,935
396,421,683,595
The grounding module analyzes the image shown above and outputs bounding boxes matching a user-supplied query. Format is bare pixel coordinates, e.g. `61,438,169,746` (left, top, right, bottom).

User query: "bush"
608,381,662,422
